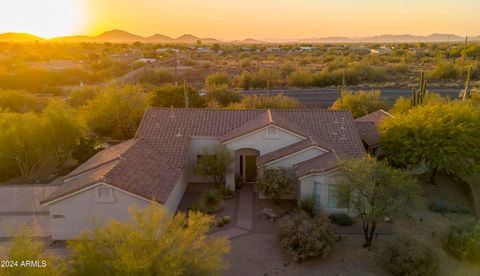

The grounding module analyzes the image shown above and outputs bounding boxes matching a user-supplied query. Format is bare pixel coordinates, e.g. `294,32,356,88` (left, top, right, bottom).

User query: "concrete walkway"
213,190,255,239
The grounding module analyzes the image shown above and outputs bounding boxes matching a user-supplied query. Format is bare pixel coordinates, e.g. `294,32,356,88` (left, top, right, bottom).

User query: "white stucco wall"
48,183,150,240
265,147,326,169
224,126,304,155
186,137,222,183
165,169,188,211
299,170,349,214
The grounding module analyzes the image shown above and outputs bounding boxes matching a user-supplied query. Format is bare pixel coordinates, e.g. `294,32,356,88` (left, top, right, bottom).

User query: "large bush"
442,221,480,261
256,168,296,201
379,236,438,276
278,211,335,262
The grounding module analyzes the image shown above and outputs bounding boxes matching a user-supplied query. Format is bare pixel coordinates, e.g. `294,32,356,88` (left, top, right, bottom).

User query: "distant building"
136,58,157,63
156,48,180,53
370,46,393,55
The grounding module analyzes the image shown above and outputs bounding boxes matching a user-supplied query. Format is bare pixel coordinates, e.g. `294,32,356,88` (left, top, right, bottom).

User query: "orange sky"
1,0,479,39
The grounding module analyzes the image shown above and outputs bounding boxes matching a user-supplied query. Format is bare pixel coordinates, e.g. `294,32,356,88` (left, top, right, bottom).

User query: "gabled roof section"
42,139,183,205
220,109,310,143
354,109,393,123
256,136,332,166
65,139,136,179
295,151,341,178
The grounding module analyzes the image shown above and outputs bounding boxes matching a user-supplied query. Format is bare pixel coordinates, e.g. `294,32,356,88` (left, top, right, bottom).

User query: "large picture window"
327,185,348,209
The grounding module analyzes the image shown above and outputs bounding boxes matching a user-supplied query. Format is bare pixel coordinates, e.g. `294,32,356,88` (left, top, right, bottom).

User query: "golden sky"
0,0,479,39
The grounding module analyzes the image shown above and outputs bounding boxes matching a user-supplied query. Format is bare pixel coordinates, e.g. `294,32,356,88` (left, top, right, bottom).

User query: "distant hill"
0,32,45,42
0,30,478,44
93,29,144,43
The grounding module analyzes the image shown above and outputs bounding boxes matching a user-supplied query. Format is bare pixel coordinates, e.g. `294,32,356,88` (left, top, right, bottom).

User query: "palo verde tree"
337,159,420,247
380,100,480,184
68,204,230,275
194,145,233,188
149,84,206,108
82,85,148,139
332,90,388,118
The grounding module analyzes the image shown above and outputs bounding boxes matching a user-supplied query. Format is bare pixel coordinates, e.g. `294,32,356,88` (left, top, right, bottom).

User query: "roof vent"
175,128,182,137
169,106,175,118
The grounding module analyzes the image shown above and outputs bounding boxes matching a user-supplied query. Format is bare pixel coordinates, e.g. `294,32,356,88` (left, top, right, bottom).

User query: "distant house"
42,108,371,240
299,46,315,51
370,46,393,55
28,60,80,71
136,58,157,63
350,46,371,55
156,48,180,53
354,109,393,156
196,47,215,53
110,52,134,62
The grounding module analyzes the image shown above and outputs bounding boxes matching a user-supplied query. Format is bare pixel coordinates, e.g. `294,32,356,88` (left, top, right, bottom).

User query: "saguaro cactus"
461,66,472,100
412,71,428,107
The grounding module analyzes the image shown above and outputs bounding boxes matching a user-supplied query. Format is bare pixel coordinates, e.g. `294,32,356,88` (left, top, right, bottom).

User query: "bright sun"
0,0,83,38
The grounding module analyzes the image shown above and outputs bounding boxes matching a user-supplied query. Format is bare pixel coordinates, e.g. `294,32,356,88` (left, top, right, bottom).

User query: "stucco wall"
48,183,150,240
165,169,188,211
224,126,304,155
299,171,349,214
186,137,222,183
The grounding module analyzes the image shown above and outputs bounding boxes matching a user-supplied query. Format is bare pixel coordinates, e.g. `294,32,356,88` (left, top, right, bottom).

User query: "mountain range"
0,30,479,44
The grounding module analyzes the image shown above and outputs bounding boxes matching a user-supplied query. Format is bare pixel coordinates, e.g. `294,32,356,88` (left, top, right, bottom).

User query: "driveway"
0,180,60,239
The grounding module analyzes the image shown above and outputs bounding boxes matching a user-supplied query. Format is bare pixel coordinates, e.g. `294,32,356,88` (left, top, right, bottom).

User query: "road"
242,87,462,108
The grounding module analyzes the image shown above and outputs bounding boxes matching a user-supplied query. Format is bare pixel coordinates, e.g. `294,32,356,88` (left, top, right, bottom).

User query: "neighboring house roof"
295,151,341,178
256,136,332,166
355,122,381,148
354,109,392,123
42,139,183,205
354,109,393,148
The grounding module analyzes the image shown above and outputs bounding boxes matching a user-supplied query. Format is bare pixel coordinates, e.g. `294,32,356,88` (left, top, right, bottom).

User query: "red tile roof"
294,151,341,178
44,108,365,205
354,110,393,148
354,109,392,123
256,136,333,166
42,139,183,204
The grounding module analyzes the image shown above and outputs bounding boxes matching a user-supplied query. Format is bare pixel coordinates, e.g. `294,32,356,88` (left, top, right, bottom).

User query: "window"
327,185,349,209
94,186,115,203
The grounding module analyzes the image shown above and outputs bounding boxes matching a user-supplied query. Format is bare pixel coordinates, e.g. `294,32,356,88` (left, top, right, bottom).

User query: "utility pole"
266,79,270,97
461,36,468,76
174,54,178,85
184,81,189,108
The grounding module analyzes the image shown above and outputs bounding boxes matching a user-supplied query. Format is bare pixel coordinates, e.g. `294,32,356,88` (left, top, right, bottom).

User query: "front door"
245,155,257,182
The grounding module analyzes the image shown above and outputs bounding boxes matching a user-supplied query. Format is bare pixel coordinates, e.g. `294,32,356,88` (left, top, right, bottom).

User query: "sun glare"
0,0,83,38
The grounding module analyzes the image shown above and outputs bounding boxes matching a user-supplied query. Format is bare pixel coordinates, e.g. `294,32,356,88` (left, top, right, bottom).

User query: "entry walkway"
213,188,255,239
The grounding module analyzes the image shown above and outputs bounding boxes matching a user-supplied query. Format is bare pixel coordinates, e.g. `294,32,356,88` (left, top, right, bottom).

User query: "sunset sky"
1,0,479,39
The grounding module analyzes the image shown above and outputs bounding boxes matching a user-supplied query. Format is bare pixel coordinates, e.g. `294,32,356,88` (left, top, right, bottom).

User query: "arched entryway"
235,148,260,183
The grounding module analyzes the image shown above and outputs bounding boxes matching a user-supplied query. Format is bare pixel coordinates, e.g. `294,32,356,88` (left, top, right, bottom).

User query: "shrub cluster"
328,213,354,226
442,221,480,261
379,236,438,276
278,211,335,262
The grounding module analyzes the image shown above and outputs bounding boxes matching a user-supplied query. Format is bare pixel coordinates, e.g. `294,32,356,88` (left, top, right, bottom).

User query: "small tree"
68,204,230,275
194,145,233,188
206,84,242,107
256,168,295,202
337,159,420,247
149,84,206,108
332,90,388,118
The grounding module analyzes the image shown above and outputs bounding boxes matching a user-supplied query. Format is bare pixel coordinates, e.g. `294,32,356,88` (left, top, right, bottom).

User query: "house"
354,109,393,156
41,108,367,240
370,46,393,55
136,58,157,63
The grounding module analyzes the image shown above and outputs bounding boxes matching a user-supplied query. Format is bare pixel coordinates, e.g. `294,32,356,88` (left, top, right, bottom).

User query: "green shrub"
201,189,223,213
379,236,438,276
278,211,335,262
442,221,480,261
329,213,354,226
219,186,234,198
223,216,231,225
256,168,295,202
298,198,317,218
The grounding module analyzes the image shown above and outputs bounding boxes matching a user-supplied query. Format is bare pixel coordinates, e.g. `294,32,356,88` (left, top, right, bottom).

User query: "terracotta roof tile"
295,151,341,178
354,109,392,123
355,122,380,147
256,136,333,166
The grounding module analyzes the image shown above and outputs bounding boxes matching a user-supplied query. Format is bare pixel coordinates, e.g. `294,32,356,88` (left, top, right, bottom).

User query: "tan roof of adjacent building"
354,109,392,123
354,109,393,148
